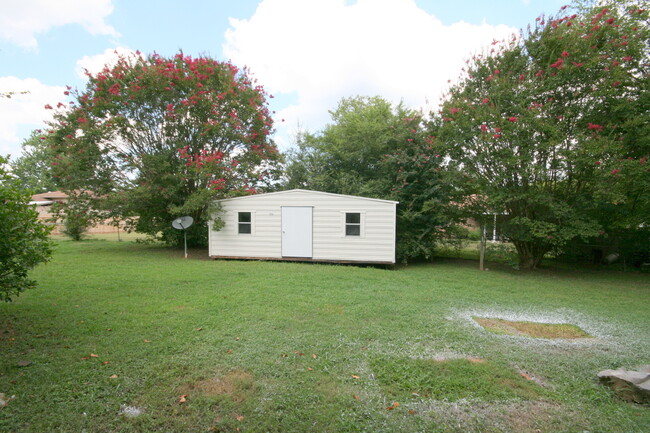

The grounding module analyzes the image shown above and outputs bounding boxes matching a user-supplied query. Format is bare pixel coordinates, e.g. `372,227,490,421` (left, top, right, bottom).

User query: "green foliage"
50,192,100,241
285,96,459,262
0,155,53,301
484,242,519,269
9,131,58,194
46,51,282,247
438,2,650,269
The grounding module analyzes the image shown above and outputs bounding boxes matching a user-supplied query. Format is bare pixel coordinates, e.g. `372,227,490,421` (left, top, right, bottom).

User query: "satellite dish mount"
172,216,194,258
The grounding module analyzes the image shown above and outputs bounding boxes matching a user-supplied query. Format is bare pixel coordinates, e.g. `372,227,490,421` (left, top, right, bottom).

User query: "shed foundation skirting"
209,255,394,265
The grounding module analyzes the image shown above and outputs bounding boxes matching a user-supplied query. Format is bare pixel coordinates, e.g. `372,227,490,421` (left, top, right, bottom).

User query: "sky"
0,0,569,160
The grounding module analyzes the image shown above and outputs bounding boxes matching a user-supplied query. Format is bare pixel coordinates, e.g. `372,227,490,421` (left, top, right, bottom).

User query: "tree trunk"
514,241,546,270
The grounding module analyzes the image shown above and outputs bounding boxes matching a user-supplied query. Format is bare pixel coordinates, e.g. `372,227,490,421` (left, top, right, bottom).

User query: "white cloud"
0,0,118,49
75,47,139,78
223,0,516,147
0,77,66,158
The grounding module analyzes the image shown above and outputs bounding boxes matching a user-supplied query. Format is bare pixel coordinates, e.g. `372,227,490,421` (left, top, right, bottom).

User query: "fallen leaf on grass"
353,394,359,400
408,409,417,415
226,349,233,354
235,415,245,421
351,375,360,379
281,354,288,358
386,402,400,410
312,353,318,359
195,327,203,332
179,395,188,403
307,367,314,371
110,374,118,379
235,337,240,341
143,339,151,343
294,351,304,356
102,361,110,365
519,372,533,381
90,353,99,358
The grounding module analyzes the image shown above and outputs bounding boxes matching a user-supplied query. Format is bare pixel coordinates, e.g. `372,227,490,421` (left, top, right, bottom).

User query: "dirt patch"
474,317,592,339
179,370,255,403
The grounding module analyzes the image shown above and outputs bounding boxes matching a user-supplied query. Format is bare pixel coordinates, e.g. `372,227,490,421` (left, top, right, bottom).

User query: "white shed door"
281,206,312,258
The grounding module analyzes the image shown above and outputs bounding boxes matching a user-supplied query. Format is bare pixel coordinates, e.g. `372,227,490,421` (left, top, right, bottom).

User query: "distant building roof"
30,191,68,201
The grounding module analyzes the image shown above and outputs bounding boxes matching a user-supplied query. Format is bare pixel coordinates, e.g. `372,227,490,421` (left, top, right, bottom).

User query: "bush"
0,156,53,301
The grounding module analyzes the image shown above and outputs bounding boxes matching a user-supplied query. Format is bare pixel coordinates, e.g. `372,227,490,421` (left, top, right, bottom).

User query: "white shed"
208,189,398,264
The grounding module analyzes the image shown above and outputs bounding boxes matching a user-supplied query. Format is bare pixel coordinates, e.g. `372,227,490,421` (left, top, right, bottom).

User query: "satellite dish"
172,216,194,230
171,216,194,258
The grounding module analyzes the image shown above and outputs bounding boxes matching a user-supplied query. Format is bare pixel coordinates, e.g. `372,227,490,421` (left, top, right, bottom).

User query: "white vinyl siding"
209,189,397,263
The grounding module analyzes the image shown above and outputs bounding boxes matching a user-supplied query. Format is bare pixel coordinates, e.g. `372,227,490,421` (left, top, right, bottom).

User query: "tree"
285,96,459,262
47,51,282,246
10,131,58,194
438,2,649,269
0,155,53,301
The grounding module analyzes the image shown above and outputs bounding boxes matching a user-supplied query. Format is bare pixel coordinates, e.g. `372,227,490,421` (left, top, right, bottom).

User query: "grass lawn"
1,236,649,432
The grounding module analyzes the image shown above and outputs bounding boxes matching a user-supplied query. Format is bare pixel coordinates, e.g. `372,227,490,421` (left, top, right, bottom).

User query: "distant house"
29,191,123,235
29,191,69,222
208,189,398,264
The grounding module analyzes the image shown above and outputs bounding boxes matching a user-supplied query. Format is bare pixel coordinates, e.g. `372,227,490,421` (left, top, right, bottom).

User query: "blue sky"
0,0,569,159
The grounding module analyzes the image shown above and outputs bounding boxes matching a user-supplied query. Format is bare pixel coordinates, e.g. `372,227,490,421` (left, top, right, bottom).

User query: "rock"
598,366,650,404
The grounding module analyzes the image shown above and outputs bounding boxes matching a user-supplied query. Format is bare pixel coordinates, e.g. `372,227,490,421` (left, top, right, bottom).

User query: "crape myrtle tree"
46,51,282,246
438,2,649,269
285,96,460,262
0,156,53,301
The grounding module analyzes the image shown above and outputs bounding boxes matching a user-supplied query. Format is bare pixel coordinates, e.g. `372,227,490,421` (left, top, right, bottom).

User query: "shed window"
345,212,361,236
238,212,252,234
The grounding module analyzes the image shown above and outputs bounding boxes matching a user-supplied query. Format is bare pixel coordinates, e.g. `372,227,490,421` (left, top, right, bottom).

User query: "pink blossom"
44,104,53,109
561,51,569,57
587,123,603,131
508,116,517,122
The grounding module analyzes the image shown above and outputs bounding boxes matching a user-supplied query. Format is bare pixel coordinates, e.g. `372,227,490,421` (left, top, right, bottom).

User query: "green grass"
1,237,649,432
